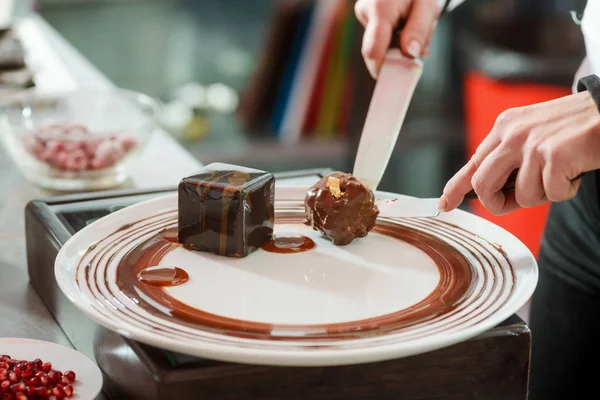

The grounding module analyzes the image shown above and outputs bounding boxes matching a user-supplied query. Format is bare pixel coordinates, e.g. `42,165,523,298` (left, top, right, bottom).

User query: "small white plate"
0,338,102,400
55,186,538,366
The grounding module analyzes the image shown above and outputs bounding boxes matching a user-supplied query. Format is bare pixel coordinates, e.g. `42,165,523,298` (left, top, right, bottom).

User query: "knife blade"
352,30,423,192
376,197,440,218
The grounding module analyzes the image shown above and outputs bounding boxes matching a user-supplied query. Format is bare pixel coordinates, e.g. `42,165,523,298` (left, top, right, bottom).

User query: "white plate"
55,186,538,366
0,338,102,400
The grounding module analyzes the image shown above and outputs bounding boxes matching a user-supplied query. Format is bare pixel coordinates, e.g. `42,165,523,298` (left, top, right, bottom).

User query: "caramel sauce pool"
261,233,316,254
137,266,189,287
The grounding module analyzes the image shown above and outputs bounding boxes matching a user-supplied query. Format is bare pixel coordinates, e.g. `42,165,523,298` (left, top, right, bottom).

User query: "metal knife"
352,27,423,192
376,197,441,218
352,27,439,217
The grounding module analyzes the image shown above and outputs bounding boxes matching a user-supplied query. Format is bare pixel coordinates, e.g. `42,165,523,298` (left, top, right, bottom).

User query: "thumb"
400,0,441,57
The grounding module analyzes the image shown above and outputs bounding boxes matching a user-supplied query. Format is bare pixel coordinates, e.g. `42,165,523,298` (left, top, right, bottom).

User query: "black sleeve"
577,74,600,114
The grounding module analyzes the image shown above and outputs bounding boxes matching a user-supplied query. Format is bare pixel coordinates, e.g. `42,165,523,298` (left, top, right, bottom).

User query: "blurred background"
6,0,592,257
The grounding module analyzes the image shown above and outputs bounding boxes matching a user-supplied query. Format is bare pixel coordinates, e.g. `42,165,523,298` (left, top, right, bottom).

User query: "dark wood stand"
101,316,530,400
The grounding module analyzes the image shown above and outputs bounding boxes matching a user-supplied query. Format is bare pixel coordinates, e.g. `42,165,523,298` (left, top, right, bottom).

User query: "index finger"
438,160,478,212
438,132,502,212
361,17,394,78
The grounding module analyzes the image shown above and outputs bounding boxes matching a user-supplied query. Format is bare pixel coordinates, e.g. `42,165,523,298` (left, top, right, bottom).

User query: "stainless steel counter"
0,11,202,378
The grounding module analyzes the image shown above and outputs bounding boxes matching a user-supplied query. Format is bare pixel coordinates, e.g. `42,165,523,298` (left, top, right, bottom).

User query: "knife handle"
464,169,585,200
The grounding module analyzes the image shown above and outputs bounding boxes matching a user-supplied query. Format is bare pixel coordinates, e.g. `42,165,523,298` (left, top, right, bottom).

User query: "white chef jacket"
574,1,600,91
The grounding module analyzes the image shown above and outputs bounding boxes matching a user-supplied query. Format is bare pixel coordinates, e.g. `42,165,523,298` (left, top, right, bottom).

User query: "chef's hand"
437,91,600,215
355,0,442,78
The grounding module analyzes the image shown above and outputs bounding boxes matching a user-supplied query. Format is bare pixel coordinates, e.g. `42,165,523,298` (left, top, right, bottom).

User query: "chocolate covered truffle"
178,163,275,257
304,172,379,245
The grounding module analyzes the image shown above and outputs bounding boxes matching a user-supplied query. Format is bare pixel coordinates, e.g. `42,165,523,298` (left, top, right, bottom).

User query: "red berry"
62,385,72,398
62,140,82,152
64,149,88,172
7,374,17,384
14,393,26,400
50,387,63,399
10,383,25,394
82,138,101,157
36,387,50,397
0,357,9,363
58,378,69,386
47,371,59,384
41,363,51,373
63,371,75,383
32,360,42,370
39,376,48,386
0,364,8,370
20,370,32,380
1,381,10,391
25,387,35,396
34,372,44,378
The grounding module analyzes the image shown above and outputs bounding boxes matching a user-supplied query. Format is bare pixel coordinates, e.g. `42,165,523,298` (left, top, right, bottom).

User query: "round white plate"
0,338,102,400
55,186,537,366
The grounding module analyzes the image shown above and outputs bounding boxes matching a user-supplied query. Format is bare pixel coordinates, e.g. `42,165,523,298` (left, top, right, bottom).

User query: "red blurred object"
463,71,572,258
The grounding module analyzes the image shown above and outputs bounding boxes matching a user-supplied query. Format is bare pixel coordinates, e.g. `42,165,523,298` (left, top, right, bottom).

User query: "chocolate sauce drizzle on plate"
75,205,516,345
261,233,316,254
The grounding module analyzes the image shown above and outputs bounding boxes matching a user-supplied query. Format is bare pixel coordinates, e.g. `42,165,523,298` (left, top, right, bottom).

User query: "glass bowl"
0,88,162,191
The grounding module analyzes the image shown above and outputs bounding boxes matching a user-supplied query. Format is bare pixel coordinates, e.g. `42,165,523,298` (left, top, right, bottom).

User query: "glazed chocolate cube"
178,163,275,257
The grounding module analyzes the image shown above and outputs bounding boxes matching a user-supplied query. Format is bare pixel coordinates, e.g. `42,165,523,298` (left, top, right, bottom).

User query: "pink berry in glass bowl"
47,150,69,170
64,149,88,172
1,88,160,191
93,138,125,168
120,132,139,152
81,138,102,157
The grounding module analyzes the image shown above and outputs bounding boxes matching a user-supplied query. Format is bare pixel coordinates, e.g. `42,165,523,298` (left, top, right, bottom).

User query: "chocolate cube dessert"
178,163,275,257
